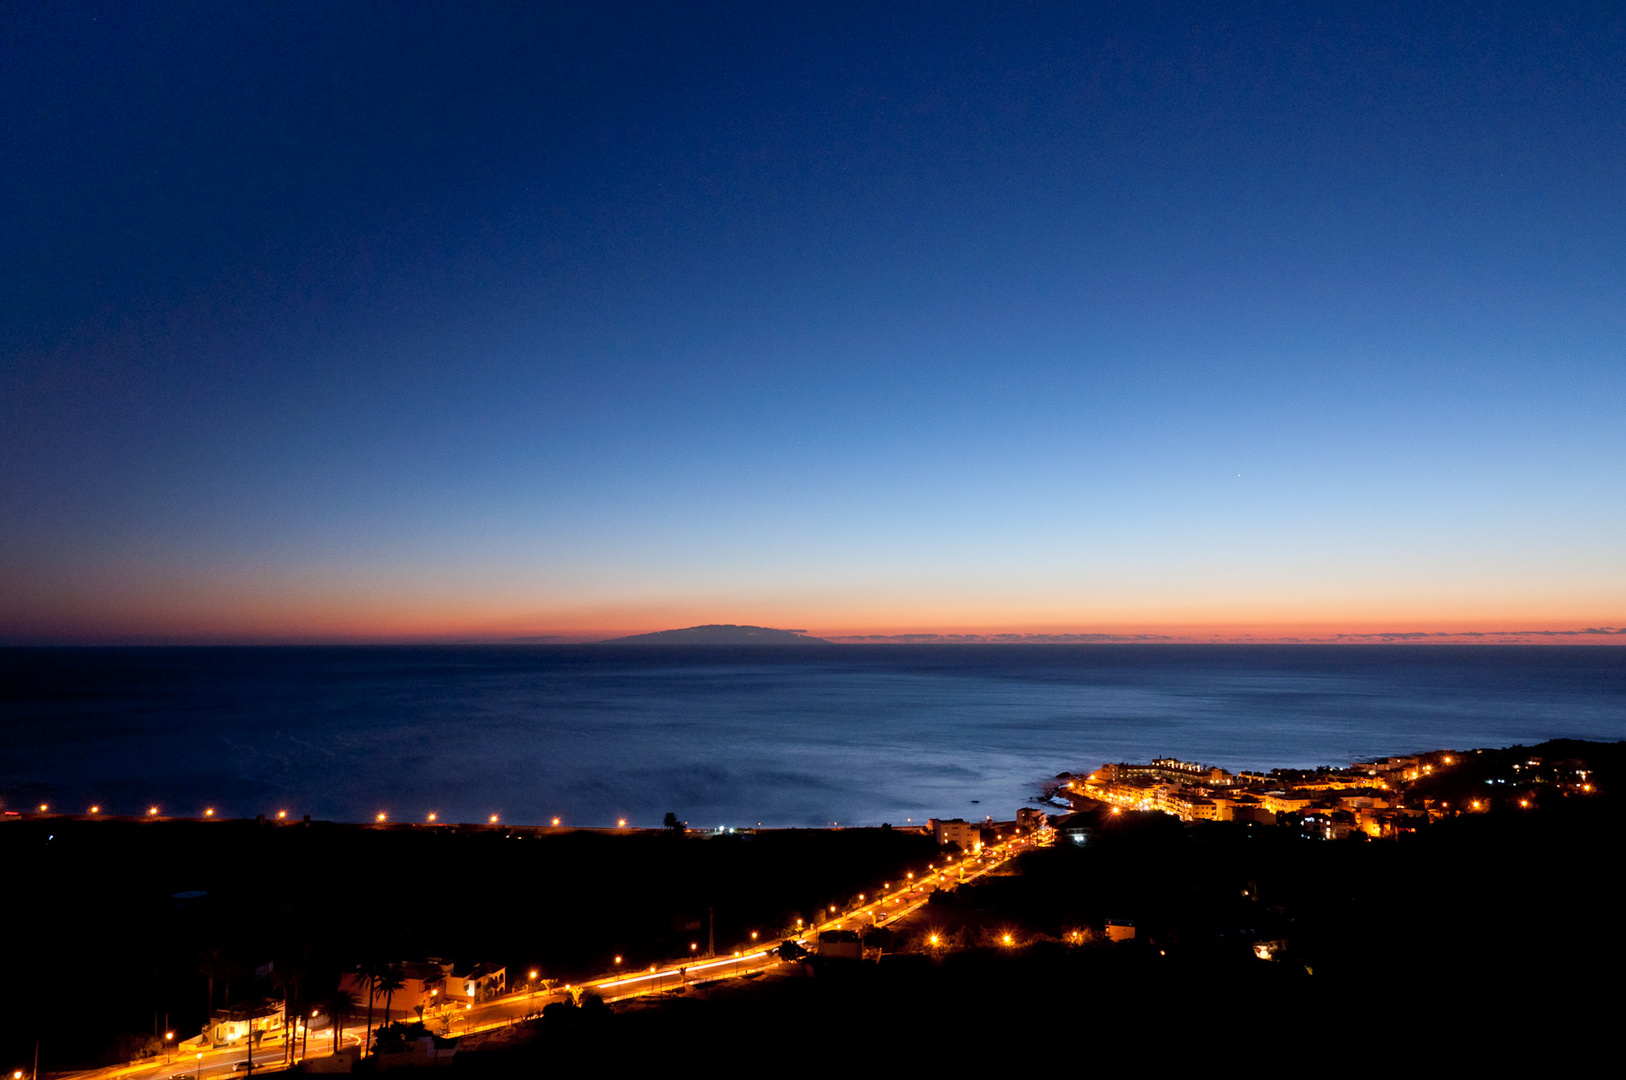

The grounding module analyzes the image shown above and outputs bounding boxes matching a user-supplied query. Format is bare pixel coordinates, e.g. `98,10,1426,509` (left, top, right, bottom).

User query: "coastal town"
1048,742,1600,841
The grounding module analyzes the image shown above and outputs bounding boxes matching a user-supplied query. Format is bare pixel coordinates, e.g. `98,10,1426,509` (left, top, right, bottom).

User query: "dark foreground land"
6,738,1624,1072
0,819,933,1071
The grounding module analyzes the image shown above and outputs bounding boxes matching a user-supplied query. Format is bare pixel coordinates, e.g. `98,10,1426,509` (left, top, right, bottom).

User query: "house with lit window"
207,1001,285,1046
447,962,506,1003
929,818,984,853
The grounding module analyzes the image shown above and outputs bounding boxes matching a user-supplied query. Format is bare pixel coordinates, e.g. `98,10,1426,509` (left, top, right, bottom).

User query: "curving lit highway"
67,830,1045,1079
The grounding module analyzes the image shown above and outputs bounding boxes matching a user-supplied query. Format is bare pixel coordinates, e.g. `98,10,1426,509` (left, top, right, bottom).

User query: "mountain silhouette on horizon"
600,624,830,645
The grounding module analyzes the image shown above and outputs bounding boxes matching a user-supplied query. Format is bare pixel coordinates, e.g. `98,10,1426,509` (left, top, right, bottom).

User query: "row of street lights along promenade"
21,806,946,831
22,808,932,830
19,806,635,828
19,809,971,831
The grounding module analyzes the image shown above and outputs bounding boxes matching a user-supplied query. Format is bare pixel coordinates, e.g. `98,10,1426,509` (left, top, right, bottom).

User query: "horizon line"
4,624,1624,647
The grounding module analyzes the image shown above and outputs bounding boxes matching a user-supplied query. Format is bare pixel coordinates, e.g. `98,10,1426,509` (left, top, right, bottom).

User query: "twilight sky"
3,1,1623,643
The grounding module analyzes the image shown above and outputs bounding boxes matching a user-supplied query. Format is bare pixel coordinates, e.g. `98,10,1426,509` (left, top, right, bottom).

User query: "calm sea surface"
3,645,1623,827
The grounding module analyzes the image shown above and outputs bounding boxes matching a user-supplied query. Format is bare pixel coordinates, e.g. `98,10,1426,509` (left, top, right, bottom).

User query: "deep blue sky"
3,2,1623,641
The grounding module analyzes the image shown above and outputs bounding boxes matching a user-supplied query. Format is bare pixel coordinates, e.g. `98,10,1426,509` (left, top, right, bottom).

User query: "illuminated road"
586,831,1043,1004
68,831,1045,1078
66,1018,368,1080
394,831,1045,1034
85,1039,337,1080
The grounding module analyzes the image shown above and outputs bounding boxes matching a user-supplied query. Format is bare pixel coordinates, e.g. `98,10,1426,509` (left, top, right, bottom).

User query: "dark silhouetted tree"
325,990,358,1055
375,965,406,1040
357,961,391,1056
198,945,230,1016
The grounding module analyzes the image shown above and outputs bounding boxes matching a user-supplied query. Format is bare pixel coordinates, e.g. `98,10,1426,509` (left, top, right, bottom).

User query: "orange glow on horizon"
3,578,1619,645
8,618,1620,644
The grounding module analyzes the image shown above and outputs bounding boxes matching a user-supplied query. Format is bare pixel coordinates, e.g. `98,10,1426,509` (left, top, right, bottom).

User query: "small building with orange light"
206,1001,285,1046
929,818,984,852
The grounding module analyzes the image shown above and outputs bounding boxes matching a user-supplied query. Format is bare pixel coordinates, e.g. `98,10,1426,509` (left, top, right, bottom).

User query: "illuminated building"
929,818,984,853
207,1001,285,1046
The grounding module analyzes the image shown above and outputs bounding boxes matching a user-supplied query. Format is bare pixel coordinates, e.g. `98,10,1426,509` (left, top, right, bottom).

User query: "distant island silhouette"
600,624,830,645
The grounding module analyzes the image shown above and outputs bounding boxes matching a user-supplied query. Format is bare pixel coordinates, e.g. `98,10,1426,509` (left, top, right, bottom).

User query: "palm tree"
220,956,245,1015
375,965,406,1045
356,960,391,1056
325,990,358,1056
197,945,230,1017
270,964,306,1066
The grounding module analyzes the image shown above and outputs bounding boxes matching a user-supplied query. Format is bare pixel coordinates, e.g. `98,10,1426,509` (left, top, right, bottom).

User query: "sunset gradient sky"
3,2,1623,644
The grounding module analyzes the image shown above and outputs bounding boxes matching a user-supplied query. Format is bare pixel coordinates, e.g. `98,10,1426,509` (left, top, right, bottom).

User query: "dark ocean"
2,645,1622,828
